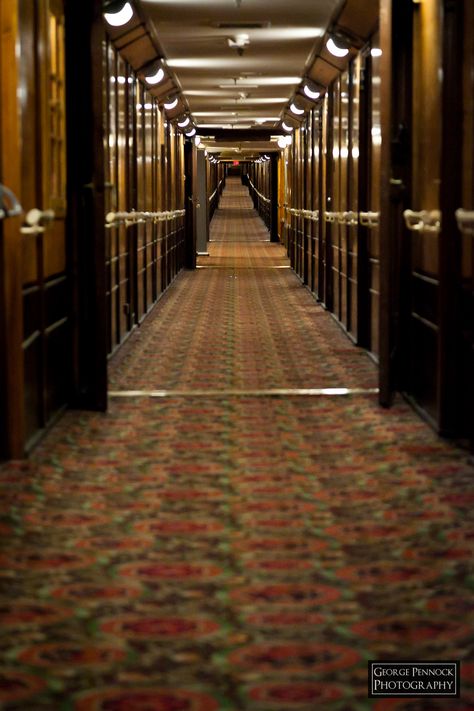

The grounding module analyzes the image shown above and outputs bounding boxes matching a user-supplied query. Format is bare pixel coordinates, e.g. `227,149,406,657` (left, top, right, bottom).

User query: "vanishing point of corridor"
1,180,473,710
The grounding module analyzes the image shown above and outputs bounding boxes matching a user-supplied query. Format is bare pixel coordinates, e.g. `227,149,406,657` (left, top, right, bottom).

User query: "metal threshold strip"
109,387,379,399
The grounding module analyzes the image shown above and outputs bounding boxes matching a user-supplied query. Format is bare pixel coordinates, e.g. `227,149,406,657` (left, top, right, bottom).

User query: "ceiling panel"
141,0,344,131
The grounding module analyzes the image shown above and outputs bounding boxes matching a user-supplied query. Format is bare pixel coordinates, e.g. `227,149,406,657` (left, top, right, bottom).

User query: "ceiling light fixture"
104,1,134,27
371,47,382,57
195,136,201,147
290,102,305,116
227,33,250,56
326,35,350,58
177,116,190,128
303,82,321,100
144,65,165,85
185,128,196,137
277,136,287,149
282,122,294,132
164,97,179,110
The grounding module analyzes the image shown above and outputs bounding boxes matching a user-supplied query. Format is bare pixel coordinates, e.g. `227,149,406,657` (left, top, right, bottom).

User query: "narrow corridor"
0,179,473,710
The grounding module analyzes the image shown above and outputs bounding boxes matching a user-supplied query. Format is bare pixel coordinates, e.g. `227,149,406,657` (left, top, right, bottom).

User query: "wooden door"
321,94,331,308
20,0,70,449
401,0,442,426
305,113,313,289
348,57,361,341
339,69,350,332
330,78,341,319
312,107,323,300
0,0,23,458
357,40,382,358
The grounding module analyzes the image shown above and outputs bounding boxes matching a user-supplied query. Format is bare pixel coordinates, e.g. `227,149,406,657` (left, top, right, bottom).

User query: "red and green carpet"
0,179,473,710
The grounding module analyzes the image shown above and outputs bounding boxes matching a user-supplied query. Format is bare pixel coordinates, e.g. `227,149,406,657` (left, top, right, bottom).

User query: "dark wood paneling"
103,40,185,356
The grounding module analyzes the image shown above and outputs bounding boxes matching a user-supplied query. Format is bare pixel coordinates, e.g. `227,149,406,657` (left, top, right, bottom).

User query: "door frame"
65,0,107,412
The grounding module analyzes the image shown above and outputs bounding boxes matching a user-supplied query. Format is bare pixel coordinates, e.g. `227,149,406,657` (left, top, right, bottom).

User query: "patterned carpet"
0,178,473,710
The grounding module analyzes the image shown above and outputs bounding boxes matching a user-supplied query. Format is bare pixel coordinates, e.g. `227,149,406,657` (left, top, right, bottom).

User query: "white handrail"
105,208,185,228
403,209,440,233
324,211,341,223
359,210,380,229
247,176,270,204
455,208,474,236
340,210,359,226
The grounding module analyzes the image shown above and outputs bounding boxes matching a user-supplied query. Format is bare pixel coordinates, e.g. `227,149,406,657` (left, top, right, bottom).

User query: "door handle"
359,211,380,228
403,209,440,234
20,208,55,234
455,208,474,236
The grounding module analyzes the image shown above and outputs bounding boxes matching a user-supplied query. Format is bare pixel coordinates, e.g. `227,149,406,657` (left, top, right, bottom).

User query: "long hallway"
1,179,473,710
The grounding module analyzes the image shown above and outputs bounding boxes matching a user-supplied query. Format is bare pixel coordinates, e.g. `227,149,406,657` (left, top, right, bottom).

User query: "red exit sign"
233,161,240,166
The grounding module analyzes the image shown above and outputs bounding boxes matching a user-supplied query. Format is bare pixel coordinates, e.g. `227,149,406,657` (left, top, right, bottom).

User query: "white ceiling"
141,0,344,142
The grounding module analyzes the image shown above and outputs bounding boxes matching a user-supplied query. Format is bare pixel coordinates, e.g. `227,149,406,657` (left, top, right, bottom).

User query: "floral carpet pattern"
1,179,473,710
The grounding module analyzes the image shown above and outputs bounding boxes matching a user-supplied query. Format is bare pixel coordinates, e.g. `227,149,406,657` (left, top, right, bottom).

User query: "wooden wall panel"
103,39,185,357
348,57,360,339
339,70,350,330
406,0,442,422
368,37,382,357
16,0,71,450
331,79,341,319
310,108,321,298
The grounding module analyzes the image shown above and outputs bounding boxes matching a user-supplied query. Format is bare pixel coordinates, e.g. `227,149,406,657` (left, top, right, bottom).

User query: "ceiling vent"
213,21,271,30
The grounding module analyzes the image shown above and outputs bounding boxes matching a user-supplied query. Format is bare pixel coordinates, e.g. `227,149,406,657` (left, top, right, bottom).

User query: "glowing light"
145,67,164,85
177,117,190,128
282,122,293,132
185,128,196,137
285,135,292,146
371,48,383,57
164,97,179,110
195,136,201,146
326,37,349,58
290,102,305,116
255,117,280,124
303,84,320,100
104,2,134,27
277,137,286,149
